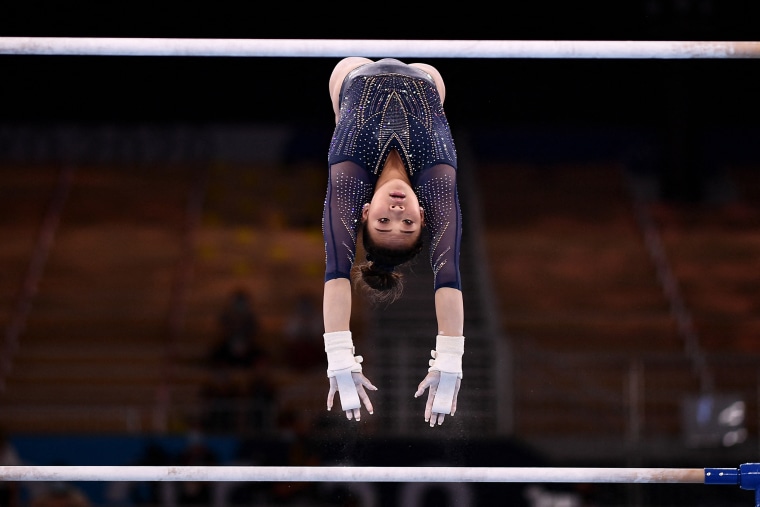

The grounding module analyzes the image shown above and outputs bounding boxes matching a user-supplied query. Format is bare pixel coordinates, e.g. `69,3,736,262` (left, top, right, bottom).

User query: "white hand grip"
431,372,458,414
335,368,361,411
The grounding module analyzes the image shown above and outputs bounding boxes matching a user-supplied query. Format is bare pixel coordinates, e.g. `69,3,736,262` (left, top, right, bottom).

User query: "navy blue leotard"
323,58,462,291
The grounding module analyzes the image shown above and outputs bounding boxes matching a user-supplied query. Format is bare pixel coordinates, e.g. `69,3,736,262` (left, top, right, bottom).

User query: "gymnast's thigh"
329,57,374,113
408,62,446,103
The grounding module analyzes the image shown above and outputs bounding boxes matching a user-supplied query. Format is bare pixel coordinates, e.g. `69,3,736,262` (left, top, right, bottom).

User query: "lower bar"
0,466,705,484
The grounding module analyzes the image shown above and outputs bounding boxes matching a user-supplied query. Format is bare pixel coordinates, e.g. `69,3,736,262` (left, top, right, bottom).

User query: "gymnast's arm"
414,286,464,426
435,287,464,337
323,279,377,421
321,161,377,421
413,164,465,426
323,279,352,333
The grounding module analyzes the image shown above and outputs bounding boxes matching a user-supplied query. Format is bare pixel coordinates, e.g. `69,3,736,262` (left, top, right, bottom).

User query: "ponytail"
351,222,424,305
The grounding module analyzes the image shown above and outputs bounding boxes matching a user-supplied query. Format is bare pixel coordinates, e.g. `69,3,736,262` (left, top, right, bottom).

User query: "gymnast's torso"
323,59,462,291
327,58,458,175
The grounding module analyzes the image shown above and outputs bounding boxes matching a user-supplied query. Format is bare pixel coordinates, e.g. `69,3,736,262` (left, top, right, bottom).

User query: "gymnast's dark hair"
351,221,424,305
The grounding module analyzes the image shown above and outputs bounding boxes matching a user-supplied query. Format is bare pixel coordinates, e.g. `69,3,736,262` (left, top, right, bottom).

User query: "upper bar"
0,466,706,483
0,38,760,59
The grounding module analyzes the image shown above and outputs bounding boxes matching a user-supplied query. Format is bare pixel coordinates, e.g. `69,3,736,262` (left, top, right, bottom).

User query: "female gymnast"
322,57,464,427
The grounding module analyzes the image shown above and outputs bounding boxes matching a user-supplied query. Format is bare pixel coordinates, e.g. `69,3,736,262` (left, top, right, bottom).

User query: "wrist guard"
427,334,464,379
324,331,363,377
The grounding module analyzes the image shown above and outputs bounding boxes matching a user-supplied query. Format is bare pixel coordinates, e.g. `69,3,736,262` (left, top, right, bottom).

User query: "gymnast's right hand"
324,331,377,421
327,371,377,421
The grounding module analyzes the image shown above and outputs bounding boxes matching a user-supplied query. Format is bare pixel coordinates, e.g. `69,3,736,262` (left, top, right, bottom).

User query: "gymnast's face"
362,179,424,249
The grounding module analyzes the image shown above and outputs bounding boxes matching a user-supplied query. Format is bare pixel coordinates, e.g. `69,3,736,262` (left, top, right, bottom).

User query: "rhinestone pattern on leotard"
323,171,374,270
328,74,457,175
415,171,460,289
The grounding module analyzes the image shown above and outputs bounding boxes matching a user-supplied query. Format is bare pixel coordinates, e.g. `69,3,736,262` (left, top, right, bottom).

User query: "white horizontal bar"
0,466,705,483
0,38,759,59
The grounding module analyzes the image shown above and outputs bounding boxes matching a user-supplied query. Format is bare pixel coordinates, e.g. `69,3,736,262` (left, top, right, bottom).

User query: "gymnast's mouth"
389,191,406,199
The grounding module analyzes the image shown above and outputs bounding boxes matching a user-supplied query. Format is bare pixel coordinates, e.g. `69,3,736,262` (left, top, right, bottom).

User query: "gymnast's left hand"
415,371,461,427
327,371,377,421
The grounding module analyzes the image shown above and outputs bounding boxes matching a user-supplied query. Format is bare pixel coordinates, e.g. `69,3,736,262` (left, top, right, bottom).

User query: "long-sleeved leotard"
323,58,462,291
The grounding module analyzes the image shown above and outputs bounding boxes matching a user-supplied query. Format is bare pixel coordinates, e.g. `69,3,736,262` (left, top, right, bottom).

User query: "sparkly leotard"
323,58,462,291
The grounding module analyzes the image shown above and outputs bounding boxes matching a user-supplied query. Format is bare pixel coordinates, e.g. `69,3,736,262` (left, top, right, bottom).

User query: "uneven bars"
1,38,760,59
0,465,710,483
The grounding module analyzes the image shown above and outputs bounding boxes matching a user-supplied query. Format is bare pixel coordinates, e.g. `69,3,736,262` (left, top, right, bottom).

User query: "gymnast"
322,57,464,427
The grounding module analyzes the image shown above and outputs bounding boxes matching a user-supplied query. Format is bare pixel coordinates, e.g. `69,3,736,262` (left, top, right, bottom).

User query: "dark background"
1,1,759,128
